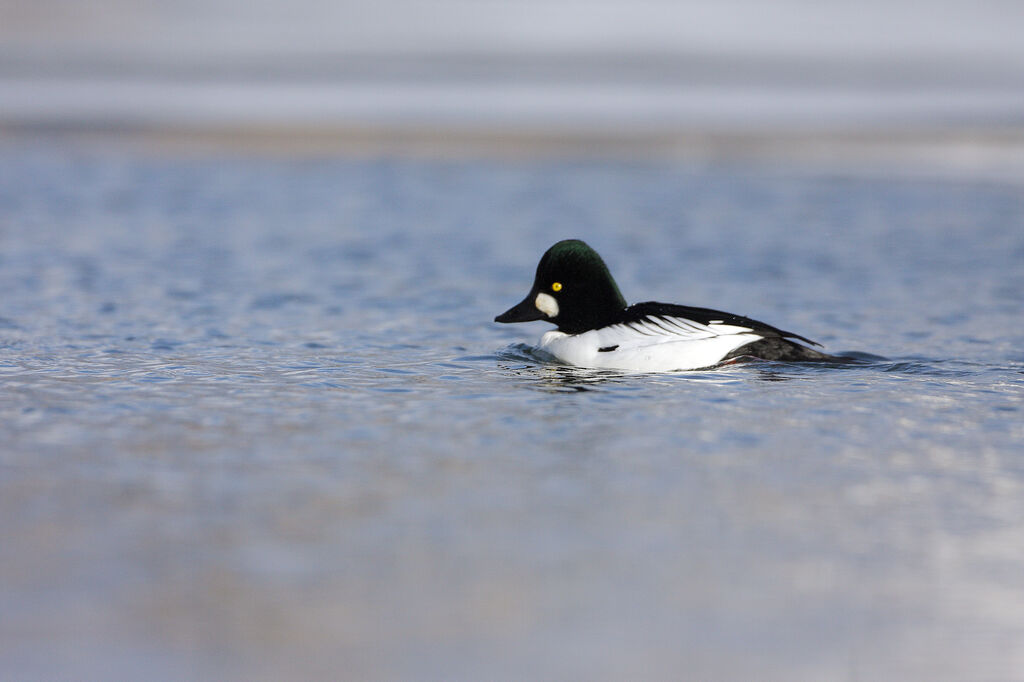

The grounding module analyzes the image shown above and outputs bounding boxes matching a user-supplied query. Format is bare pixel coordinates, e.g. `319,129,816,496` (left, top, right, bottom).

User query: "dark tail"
724,337,853,363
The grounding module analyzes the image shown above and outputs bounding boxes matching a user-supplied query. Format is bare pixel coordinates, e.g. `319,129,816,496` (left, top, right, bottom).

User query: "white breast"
537,315,764,372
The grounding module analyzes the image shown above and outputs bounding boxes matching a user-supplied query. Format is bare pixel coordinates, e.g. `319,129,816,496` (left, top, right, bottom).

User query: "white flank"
537,315,764,372
535,292,559,318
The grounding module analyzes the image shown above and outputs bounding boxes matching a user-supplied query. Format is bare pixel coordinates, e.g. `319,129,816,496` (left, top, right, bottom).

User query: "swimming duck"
495,239,840,371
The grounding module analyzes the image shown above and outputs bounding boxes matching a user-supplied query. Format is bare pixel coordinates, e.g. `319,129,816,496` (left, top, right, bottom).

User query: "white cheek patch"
535,292,559,318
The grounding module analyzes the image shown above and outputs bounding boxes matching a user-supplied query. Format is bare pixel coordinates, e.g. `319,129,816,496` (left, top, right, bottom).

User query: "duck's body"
533,302,831,372
495,239,840,372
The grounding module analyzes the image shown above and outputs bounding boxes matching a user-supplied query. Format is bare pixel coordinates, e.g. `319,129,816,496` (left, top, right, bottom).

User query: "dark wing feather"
621,302,821,347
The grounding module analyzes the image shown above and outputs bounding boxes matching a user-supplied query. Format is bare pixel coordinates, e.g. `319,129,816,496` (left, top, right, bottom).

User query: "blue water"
2,143,1023,681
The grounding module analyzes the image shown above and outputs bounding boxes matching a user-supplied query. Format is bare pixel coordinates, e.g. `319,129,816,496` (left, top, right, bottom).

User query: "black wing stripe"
658,317,694,334
617,302,821,347
624,322,655,336
646,316,680,335
667,317,706,334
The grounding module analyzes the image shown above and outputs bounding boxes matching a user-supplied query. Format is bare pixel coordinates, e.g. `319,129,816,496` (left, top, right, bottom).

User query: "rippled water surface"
2,143,1023,681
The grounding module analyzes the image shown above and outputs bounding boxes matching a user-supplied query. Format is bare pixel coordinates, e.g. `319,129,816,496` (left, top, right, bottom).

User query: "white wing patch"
612,315,755,343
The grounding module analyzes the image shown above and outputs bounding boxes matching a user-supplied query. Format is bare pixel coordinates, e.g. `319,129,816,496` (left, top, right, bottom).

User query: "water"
1,143,1023,681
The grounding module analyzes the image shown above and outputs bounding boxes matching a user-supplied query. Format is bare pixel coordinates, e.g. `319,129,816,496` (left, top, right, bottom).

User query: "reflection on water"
1,145,1023,681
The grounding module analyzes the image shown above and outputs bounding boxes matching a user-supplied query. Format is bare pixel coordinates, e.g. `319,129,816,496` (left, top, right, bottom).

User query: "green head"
494,239,628,334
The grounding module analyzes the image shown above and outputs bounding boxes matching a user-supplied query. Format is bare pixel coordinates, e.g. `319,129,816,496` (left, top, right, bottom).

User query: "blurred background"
3,3,1024,682
2,0,1024,170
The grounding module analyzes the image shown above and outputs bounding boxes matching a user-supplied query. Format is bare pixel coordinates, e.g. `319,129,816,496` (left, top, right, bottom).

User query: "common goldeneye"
495,239,840,371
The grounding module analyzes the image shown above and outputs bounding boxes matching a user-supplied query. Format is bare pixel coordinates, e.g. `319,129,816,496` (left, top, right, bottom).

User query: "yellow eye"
551,282,562,292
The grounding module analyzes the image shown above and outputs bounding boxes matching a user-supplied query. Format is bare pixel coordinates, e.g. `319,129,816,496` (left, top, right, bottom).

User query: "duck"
494,239,842,372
